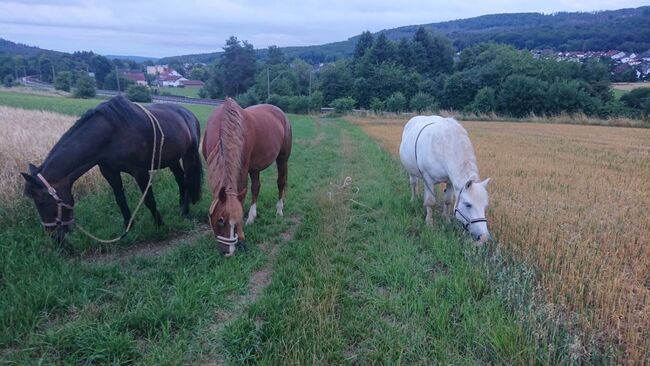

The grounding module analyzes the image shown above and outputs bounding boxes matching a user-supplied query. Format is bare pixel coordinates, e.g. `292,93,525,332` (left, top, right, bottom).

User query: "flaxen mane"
206,99,245,199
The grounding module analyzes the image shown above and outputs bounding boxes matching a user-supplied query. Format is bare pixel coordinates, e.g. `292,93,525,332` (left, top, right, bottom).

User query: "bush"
267,94,291,111
289,95,311,114
3,74,15,88
53,71,72,92
330,97,356,113
497,74,548,118
126,85,152,103
546,80,600,115
385,92,407,113
466,87,496,114
409,92,435,113
73,74,96,99
236,88,260,108
369,97,384,112
310,91,324,111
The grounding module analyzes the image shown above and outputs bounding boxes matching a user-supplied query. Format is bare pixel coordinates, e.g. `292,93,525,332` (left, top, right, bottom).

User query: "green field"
0,92,601,364
156,87,201,98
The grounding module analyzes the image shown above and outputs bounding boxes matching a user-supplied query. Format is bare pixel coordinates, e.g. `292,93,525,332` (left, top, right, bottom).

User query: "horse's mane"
46,96,139,156
451,120,480,183
206,98,244,198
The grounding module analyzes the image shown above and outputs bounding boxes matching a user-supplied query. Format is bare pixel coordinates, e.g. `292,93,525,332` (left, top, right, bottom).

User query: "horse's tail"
179,107,203,204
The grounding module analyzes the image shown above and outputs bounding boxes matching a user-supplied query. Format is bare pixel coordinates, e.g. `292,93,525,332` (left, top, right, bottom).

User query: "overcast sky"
1,0,648,58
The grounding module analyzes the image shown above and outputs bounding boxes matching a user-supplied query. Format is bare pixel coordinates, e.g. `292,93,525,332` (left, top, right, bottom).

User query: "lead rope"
414,122,436,196
74,102,165,243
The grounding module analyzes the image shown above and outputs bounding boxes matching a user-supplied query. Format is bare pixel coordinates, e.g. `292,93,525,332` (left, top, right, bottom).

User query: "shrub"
466,87,496,114
289,95,311,114
409,92,435,113
73,74,96,99
369,97,384,112
3,74,15,88
126,85,152,103
330,97,356,113
385,92,406,113
309,91,324,111
497,74,548,118
53,71,72,92
236,88,260,108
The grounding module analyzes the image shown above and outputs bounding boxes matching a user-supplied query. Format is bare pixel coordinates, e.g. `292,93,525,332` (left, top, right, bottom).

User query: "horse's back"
244,104,292,170
399,115,470,180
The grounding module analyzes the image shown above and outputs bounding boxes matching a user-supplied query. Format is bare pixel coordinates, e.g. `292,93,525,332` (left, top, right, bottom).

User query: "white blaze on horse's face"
455,178,491,243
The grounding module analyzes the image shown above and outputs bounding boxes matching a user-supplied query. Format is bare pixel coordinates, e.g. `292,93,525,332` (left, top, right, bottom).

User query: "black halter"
36,173,75,229
453,182,487,231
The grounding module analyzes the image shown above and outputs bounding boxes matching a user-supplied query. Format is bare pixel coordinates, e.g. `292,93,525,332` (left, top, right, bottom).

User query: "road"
20,76,223,107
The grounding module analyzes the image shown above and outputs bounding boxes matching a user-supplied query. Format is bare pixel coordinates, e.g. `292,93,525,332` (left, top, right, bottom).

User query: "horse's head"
454,178,491,243
21,164,74,244
208,186,245,256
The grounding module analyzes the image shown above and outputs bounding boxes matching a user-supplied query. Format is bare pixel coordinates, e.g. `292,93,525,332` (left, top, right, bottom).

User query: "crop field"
0,91,616,364
351,115,650,363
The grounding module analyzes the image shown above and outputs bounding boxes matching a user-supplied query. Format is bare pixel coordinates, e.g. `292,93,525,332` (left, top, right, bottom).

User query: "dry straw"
0,106,103,206
352,116,650,364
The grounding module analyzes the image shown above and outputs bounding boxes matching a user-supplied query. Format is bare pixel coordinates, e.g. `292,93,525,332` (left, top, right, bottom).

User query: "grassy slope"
0,91,591,364
156,87,201,98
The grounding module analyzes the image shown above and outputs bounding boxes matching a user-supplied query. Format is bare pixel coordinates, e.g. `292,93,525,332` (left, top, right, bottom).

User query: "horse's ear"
28,163,39,175
218,186,227,202
21,172,43,188
465,180,473,189
480,178,491,187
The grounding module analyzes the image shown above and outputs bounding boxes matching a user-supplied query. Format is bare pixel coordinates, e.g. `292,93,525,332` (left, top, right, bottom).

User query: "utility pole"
266,66,270,103
51,65,56,81
115,65,121,95
309,69,312,98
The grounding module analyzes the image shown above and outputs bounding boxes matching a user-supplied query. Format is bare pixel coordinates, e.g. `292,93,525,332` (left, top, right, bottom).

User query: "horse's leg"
423,178,436,226
276,156,288,217
133,169,164,226
99,165,132,228
443,183,454,221
409,175,418,202
169,161,189,217
246,171,260,225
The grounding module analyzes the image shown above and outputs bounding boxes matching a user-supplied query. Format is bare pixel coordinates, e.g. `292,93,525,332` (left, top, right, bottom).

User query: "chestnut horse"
203,98,292,256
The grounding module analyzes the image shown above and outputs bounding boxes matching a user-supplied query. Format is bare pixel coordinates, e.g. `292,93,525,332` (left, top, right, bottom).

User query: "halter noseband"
208,190,240,256
36,173,75,229
453,181,487,231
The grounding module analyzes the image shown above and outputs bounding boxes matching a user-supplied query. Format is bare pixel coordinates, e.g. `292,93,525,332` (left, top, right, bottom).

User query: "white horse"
399,115,491,243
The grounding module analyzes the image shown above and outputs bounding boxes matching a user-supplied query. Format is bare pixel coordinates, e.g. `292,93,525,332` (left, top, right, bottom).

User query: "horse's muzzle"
216,234,244,257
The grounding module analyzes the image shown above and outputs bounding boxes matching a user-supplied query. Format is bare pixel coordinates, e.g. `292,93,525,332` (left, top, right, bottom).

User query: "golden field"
350,116,650,363
0,106,102,204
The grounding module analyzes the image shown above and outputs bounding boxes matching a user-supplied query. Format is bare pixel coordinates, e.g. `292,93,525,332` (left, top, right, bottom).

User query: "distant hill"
0,38,64,58
105,55,160,63
160,6,650,64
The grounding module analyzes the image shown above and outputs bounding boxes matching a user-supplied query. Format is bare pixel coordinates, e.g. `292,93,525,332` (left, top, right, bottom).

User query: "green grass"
156,87,201,98
612,88,627,100
0,92,603,364
0,90,107,116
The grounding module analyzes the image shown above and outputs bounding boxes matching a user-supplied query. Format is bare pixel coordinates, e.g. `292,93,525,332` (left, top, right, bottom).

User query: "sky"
1,0,648,58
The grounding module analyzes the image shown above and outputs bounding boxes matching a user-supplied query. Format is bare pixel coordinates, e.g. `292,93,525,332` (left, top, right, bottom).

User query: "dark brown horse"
21,96,203,243
203,98,292,256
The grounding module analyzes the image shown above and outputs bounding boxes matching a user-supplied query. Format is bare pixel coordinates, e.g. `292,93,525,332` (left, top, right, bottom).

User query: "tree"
126,85,152,102
410,92,436,113
88,54,112,88
103,70,133,91
397,38,414,69
267,46,286,65
320,60,353,104
385,92,407,112
367,33,395,65
331,97,356,113
3,74,15,87
189,66,208,81
497,74,548,117
466,87,496,113
353,31,374,62
411,27,453,76
205,36,257,97
53,71,72,92
73,73,96,98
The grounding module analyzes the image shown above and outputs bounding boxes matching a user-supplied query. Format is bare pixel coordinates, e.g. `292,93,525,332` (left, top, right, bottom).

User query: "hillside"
160,6,650,64
0,38,64,58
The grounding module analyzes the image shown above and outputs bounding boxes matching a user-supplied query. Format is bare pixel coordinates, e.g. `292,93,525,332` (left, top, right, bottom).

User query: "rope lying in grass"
74,102,165,243
327,176,378,223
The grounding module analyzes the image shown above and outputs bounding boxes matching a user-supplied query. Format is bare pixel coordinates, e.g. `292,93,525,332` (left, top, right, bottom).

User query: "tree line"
198,29,649,119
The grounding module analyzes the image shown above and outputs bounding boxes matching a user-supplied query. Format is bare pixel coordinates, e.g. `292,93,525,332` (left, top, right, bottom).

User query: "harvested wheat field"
0,106,102,204
350,116,650,363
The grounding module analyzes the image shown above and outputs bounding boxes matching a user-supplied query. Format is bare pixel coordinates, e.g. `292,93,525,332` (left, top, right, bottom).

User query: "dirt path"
81,224,211,265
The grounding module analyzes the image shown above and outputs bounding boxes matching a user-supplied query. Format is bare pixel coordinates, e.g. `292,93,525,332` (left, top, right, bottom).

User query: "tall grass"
352,117,650,364
0,106,103,205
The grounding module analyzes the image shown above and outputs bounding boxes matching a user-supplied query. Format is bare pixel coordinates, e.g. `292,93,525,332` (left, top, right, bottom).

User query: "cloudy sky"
1,0,647,58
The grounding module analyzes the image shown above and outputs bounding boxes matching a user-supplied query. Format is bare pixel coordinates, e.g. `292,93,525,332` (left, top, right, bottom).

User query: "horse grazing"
399,116,491,243
21,96,203,243
203,98,292,256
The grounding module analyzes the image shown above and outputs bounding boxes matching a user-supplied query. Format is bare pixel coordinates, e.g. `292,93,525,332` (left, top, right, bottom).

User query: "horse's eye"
465,203,472,209
217,218,225,227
